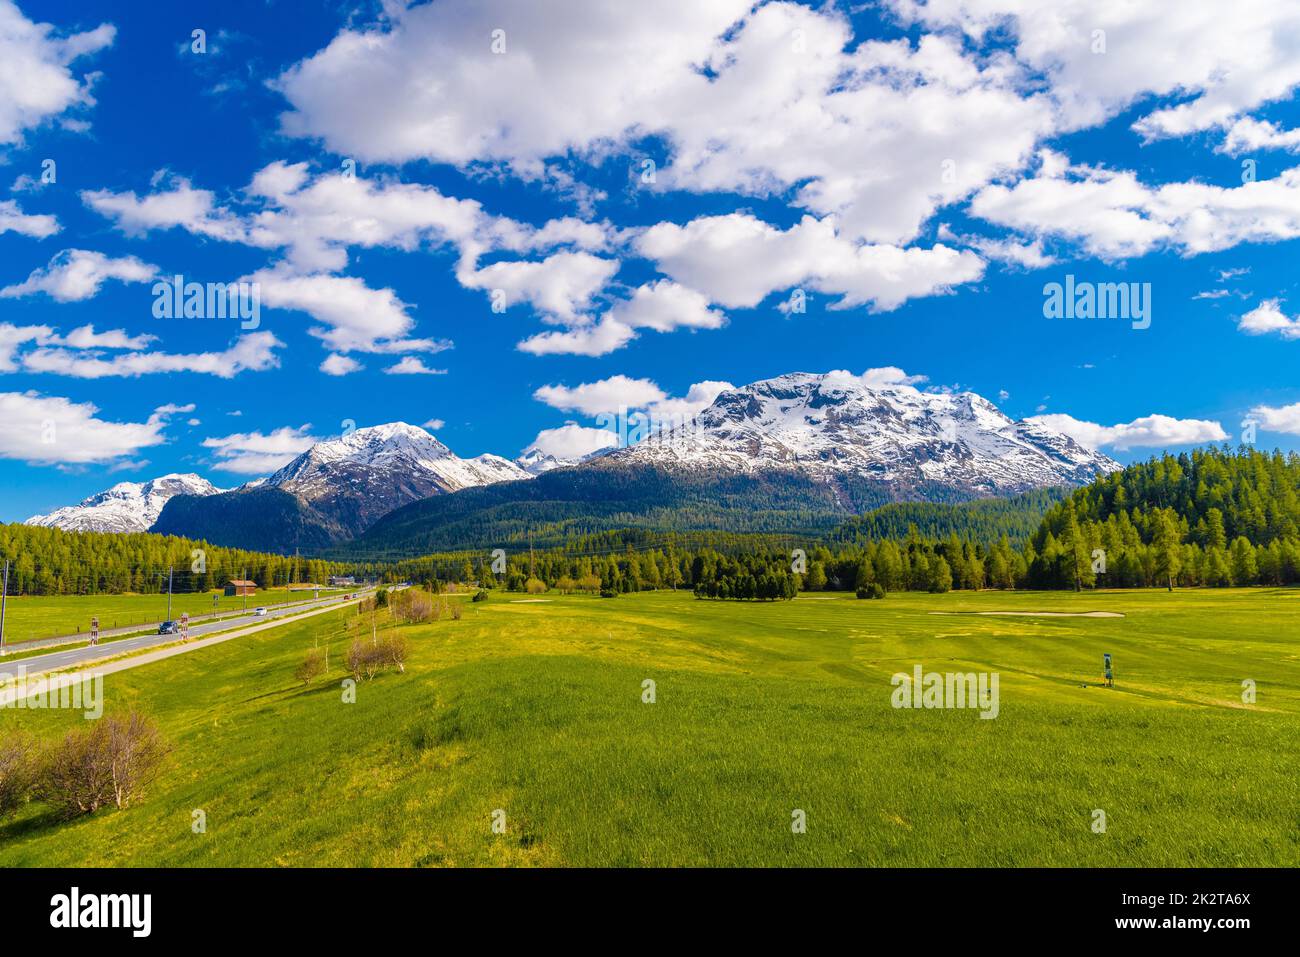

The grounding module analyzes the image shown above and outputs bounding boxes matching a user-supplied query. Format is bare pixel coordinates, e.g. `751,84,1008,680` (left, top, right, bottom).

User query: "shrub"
390,589,433,624
0,732,36,820
37,712,170,818
346,633,409,681
524,577,547,595
374,588,389,607
599,588,618,598
472,590,489,602
295,648,326,685
856,583,886,599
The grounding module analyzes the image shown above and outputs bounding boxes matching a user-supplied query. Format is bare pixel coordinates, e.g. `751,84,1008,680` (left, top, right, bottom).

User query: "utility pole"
242,566,248,611
167,565,174,620
0,559,9,654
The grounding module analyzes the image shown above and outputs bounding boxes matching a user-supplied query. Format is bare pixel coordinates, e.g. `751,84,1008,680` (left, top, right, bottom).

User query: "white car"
253,607,269,617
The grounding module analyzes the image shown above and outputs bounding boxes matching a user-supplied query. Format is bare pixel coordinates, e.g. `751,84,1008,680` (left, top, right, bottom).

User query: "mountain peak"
26,472,226,534
260,421,530,538
606,370,1119,494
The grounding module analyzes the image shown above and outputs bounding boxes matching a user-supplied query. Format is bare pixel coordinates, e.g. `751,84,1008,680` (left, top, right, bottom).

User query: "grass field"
1,587,1297,866
0,588,345,645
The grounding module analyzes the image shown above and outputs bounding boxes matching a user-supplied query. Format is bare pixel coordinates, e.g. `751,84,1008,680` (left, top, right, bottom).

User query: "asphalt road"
0,590,369,676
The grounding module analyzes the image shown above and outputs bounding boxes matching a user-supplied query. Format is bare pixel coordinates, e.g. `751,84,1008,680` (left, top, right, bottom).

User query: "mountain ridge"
32,372,1120,552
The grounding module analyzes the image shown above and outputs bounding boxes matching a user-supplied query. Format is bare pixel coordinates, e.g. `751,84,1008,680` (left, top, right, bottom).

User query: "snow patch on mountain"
25,474,226,534
600,372,1119,494
266,422,530,495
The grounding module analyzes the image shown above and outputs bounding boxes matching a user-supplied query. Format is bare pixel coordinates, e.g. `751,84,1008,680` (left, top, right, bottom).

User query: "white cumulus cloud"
1,248,156,301
203,425,318,474
1028,413,1228,451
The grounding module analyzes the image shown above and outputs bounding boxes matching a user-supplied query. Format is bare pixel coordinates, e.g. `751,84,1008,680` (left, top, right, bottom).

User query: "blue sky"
3,0,1300,521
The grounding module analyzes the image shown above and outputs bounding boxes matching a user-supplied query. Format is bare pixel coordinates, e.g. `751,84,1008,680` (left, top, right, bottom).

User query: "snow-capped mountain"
515,446,607,475
26,474,226,534
262,422,531,534
600,372,1119,494
33,380,1119,554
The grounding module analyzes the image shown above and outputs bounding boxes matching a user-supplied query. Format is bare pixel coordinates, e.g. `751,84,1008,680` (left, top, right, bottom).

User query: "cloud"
203,425,317,474
532,375,735,429
83,164,609,353
52,324,156,350
606,280,725,334
0,1,114,146
1220,118,1300,156
1,249,156,301
457,250,618,321
86,162,610,275
638,213,984,311
1028,413,1229,451
275,0,754,167
647,380,734,421
856,367,930,389
516,315,636,357
81,176,246,242
1237,299,1300,340
972,151,1300,259
0,322,54,371
514,280,724,356
274,1,1053,244
1249,402,1300,435
522,423,618,461
534,375,667,416
0,199,59,238
422,418,445,431
384,356,445,375
320,353,362,375
890,1,1300,144
0,391,173,465
21,332,281,379
249,268,449,354
0,322,157,371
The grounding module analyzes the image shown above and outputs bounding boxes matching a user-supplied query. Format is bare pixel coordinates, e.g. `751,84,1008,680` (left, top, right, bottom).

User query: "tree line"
0,524,355,596
7,448,1298,597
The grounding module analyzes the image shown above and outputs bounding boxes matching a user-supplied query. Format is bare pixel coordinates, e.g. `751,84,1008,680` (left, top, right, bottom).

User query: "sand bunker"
930,610,1125,618
509,599,554,603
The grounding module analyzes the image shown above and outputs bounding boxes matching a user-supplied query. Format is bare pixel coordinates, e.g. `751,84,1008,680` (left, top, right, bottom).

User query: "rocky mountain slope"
26,474,225,534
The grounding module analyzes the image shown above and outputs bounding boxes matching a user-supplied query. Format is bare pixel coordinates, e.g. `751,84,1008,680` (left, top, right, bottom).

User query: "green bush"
472,590,489,602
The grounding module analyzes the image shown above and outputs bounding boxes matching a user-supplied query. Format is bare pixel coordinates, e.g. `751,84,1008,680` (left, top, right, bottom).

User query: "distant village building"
225,579,257,597
288,583,322,592
328,575,356,587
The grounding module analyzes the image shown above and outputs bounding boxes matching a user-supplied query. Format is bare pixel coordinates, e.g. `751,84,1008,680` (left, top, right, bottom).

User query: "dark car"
158,620,180,635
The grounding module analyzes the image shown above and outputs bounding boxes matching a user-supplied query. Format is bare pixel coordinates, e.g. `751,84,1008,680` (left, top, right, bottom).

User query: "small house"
225,579,257,597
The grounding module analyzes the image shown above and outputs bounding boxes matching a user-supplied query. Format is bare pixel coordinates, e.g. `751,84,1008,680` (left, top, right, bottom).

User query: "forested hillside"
10,448,1298,596
1025,447,1300,589
828,488,1066,546
0,524,351,596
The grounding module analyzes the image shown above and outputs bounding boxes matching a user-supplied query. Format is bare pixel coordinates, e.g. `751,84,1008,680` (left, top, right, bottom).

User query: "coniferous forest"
4,448,1298,598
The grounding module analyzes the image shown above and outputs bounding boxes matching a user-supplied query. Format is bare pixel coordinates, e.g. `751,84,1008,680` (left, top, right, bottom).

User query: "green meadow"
0,588,343,645
1,588,1297,867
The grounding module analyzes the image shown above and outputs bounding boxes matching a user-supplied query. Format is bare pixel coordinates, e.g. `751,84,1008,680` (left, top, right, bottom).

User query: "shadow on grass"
0,804,78,842
240,675,361,704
